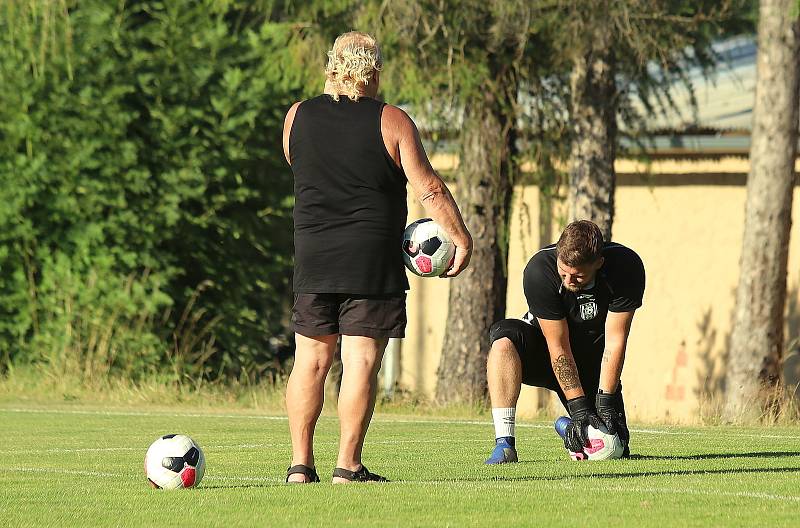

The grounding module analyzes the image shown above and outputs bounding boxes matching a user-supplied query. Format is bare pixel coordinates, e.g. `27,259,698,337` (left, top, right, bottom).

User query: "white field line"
554,481,800,503
1,407,796,440
0,467,120,478
0,408,288,421
1,466,798,503
0,438,488,455
0,466,281,483
389,419,797,440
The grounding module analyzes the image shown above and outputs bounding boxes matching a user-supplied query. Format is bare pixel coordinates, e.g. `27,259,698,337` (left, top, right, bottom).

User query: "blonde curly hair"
325,31,383,102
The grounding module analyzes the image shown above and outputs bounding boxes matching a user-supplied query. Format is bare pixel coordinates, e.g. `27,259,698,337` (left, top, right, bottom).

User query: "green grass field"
2,403,799,527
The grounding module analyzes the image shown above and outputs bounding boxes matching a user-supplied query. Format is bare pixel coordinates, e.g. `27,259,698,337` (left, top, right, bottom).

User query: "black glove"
596,390,630,449
564,396,603,453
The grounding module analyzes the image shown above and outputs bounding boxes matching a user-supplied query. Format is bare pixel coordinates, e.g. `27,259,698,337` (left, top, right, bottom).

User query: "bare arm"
538,318,584,400
282,102,301,165
383,105,472,276
599,310,635,393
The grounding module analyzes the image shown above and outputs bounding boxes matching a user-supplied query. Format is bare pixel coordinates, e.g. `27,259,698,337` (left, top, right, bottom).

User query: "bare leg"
286,333,337,482
333,335,387,483
487,337,522,408
484,337,524,463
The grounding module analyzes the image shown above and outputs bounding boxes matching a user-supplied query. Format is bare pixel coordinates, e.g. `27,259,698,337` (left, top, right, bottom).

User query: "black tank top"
289,95,409,294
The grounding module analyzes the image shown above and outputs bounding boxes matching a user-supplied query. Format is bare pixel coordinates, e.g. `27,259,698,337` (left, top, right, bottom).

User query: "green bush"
0,1,306,381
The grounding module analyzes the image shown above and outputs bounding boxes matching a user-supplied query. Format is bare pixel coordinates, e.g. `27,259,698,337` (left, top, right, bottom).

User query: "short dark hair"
556,220,604,267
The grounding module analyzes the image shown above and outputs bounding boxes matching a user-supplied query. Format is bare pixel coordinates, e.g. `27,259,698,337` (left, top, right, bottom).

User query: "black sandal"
332,465,388,482
286,464,320,483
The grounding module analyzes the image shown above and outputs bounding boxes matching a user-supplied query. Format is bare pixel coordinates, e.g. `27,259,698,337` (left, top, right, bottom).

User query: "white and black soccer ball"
145,434,205,489
402,218,455,277
568,424,625,461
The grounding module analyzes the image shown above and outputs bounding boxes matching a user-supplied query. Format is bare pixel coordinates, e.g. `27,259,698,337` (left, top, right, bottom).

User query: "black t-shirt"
522,242,645,350
289,95,409,294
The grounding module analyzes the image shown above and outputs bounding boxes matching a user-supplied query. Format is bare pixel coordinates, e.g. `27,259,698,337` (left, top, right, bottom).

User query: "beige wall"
399,157,800,423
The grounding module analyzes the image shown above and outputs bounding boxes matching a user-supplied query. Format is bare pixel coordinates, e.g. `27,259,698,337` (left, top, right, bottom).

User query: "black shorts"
291,293,406,339
488,318,604,405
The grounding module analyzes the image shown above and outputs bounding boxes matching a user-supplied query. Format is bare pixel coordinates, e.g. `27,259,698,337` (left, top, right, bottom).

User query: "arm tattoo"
552,354,581,391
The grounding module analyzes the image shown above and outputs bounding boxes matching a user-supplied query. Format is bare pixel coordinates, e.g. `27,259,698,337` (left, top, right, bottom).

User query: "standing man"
282,31,472,483
485,220,644,463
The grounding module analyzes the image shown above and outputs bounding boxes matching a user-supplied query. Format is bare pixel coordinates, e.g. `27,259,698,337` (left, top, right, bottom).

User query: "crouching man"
485,220,645,463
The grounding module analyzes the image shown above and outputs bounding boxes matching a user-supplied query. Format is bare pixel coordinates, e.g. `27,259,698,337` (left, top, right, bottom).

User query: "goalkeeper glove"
564,396,603,453
596,389,630,452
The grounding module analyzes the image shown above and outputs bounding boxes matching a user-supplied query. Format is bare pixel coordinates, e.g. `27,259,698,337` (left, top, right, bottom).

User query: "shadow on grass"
200,483,281,490
628,451,800,461
199,466,800,489
197,455,800,489
469,466,800,484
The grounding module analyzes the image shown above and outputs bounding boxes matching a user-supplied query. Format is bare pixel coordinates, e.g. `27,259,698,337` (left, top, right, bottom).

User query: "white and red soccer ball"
402,218,455,277
568,424,625,461
555,416,624,461
145,434,205,489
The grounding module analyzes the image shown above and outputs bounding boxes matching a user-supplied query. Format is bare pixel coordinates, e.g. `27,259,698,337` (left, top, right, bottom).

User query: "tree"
372,1,543,401
0,1,306,380
371,0,754,402
566,3,617,240
376,1,753,401
724,0,800,422
551,0,753,240
433,39,521,402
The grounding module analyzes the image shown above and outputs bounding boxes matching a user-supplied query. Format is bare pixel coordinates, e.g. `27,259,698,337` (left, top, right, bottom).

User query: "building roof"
624,36,761,156
417,36,763,157
642,36,757,133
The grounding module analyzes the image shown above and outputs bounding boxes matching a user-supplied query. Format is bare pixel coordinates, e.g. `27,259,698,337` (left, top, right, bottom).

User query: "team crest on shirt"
579,302,598,321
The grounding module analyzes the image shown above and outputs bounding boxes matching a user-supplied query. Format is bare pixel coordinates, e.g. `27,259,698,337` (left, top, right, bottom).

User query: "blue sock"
496,436,515,447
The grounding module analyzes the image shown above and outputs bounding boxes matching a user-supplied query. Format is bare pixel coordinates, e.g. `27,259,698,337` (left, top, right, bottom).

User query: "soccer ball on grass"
555,416,624,461
145,434,205,489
